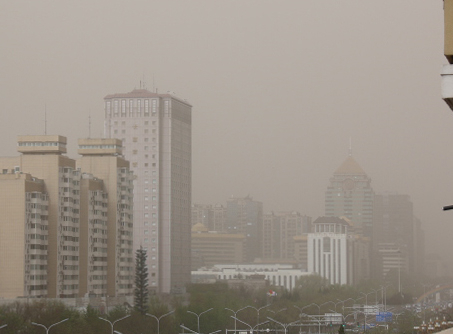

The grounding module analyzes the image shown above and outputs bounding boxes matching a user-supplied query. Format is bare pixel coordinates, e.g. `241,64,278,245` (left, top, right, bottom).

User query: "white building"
192,264,310,291
308,217,352,285
104,89,192,293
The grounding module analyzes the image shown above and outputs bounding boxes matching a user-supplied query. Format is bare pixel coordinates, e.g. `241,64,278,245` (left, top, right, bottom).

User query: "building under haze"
372,192,425,281
262,211,311,261
77,138,134,297
325,152,374,240
104,88,192,294
226,196,263,262
0,135,134,298
308,216,370,285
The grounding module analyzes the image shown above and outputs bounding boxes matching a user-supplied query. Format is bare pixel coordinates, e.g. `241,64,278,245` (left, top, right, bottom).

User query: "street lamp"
230,316,269,334
187,308,213,334
0,325,6,330
300,313,322,334
320,301,335,312
32,319,69,334
360,291,374,332
242,304,270,326
225,306,251,334
99,315,131,334
337,298,354,314
267,317,299,334
147,310,175,334
269,308,287,315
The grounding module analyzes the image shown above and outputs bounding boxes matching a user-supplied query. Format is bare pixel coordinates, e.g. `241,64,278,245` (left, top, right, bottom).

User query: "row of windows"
18,142,62,147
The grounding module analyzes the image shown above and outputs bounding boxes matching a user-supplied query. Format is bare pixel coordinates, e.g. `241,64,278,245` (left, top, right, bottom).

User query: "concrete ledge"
441,64,453,110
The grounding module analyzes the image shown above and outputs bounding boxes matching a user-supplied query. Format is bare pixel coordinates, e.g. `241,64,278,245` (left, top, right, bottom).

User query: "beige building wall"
0,172,48,298
79,174,108,297
3,135,80,298
293,234,308,269
191,223,245,267
77,138,134,297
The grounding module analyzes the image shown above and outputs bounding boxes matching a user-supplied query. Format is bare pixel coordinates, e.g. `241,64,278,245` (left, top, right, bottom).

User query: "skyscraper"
325,153,374,239
226,196,263,262
372,192,425,280
104,89,192,293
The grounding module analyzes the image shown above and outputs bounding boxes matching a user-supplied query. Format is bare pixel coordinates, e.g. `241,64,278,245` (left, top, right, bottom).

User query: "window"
133,150,137,154
121,100,126,115
133,137,137,142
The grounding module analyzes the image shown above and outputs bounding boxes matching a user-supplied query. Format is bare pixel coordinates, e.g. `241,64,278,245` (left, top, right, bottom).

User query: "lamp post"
187,308,213,334
32,319,69,334
300,313,322,334
230,316,269,334
269,308,287,316
267,317,299,334
225,306,251,334
320,301,335,312
99,315,131,334
360,291,374,332
337,298,354,314
147,310,174,334
243,304,270,326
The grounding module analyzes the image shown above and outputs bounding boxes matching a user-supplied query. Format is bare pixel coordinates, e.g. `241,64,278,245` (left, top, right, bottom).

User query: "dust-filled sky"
0,1,451,256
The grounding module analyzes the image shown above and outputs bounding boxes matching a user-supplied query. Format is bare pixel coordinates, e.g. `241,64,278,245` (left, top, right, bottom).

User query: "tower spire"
349,137,352,156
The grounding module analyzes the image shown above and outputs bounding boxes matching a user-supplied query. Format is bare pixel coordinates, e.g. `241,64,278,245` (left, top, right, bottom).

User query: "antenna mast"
88,112,91,138
44,104,47,135
349,137,352,156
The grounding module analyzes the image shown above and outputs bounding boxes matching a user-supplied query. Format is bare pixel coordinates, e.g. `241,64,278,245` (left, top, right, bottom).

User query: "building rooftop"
104,89,192,106
334,155,367,175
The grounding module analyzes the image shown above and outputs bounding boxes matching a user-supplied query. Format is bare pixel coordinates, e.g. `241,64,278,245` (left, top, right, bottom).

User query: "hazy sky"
0,1,450,255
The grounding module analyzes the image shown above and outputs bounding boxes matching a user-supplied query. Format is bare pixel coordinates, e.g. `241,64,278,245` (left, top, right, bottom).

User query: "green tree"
134,246,149,315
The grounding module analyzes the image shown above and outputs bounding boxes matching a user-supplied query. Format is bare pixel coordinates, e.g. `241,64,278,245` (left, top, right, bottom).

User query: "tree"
134,246,149,315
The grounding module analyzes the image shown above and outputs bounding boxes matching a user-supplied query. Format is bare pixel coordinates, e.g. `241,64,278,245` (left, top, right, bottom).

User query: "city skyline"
0,0,450,259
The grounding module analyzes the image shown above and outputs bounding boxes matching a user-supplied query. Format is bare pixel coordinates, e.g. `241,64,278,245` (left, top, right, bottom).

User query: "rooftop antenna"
44,104,47,135
153,73,155,93
88,111,91,138
349,137,352,156
142,72,146,90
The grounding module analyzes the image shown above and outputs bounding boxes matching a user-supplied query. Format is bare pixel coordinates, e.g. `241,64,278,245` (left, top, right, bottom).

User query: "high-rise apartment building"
226,196,263,262
77,138,134,297
325,153,374,239
0,172,49,298
104,89,192,293
0,135,134,298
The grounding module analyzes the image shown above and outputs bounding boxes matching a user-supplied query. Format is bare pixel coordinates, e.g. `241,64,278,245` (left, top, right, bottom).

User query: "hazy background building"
191,223,245,269
372,192,425,281
325,153,374,239
104,89,192,294
226,196,263,262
